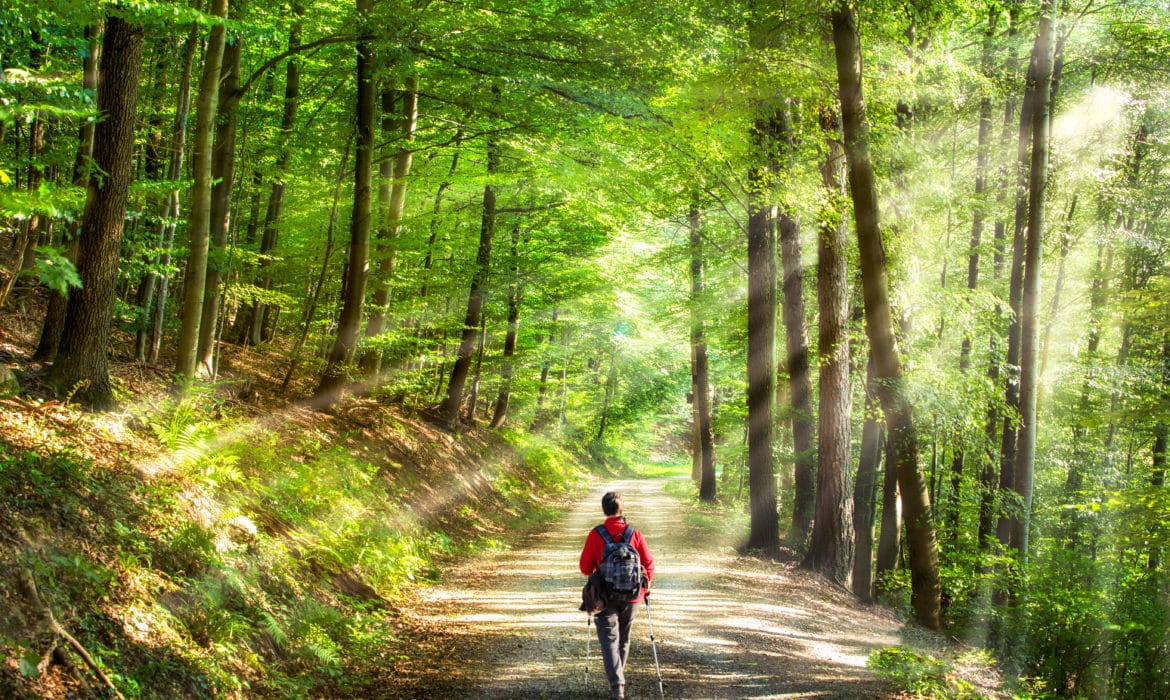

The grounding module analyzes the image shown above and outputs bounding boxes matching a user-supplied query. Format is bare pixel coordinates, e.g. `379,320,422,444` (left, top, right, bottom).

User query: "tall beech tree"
47,14,146,407
440,132,500,429
249,5,303,346
1009,0,1056,562
315,0,377,406
745,112,780,554
360,77,419,376
777,103,816,544
830,1,940,630
174,0,230,381
689,205,716,502
802,109,852,584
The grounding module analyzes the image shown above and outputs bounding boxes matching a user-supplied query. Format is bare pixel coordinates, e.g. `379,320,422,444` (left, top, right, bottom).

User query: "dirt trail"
393,478,904,698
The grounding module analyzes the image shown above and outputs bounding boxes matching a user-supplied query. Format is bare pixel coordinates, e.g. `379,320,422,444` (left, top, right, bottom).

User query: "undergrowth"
0,392,590,698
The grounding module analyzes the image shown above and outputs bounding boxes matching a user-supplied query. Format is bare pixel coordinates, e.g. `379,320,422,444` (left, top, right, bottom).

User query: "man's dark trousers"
595,600,637,693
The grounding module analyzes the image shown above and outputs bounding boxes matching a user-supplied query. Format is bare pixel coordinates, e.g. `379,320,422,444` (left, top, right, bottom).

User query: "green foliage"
869,646,1003,700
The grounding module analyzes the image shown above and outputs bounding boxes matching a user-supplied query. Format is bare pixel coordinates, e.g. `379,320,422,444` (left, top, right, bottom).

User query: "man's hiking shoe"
610,684,625,700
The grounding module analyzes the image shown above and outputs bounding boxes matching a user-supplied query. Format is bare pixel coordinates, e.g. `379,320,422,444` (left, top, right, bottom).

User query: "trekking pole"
644,591,665,699
584,613,591,686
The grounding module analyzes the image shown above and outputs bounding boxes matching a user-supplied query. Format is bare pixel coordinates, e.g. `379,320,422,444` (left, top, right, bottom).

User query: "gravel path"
393,478,904,698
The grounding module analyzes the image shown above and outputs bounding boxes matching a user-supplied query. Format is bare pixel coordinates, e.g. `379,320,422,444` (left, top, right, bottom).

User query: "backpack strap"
595,524,614,545
619,526,634,545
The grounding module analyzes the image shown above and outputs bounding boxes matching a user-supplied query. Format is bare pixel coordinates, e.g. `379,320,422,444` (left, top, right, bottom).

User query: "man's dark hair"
602,491,623,516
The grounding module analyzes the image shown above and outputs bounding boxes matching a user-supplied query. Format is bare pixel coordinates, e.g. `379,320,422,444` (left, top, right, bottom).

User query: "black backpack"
596,525,642,601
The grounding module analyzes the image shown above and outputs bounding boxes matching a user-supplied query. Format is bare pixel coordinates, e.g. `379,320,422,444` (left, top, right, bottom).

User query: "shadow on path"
392,478,902,699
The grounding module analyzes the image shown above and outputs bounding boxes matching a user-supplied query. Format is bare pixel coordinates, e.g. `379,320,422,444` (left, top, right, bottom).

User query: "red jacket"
579,516,654,603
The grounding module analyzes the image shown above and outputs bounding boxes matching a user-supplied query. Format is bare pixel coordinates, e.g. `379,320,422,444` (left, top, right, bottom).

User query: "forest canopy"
1,0,1168,697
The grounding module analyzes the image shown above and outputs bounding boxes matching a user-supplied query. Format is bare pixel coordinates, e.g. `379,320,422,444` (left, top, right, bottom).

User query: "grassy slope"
0,319,594,698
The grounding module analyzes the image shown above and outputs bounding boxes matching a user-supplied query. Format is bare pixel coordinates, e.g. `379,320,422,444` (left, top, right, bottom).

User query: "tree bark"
1009,1,1056,561
251,6,302,345
35,24,100,361
440,131,499,429
196,30,244,374
745,113,780,555
283,138,351,392
147,25,199,365
531,307,557,430
853,356,883,601
46,16,145,408
777,108,815,543
689,205,717,502
802,108,853,584
997,12,1041,550
360,77,418,375
831,2,941,630
314,0,376,407
490,225,522,429
174,0,230,382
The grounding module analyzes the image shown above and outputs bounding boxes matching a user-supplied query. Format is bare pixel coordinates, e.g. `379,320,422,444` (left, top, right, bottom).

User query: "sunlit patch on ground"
393,478,905,699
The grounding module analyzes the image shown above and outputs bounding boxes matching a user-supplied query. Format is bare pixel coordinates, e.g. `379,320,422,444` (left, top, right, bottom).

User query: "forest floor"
386,478,905,699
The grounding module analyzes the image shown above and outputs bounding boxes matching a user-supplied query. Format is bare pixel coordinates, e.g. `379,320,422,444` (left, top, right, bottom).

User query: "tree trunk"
35,24,100,362
46,16,145,408
831,2,941,630
996,11,1041,550
282,138,351,392
314,0,376,407
360,77,418,375
531,308,557,430
778,115,815,543
489,225,522,428
853,356,883,601
196,30,244,374
802,108,853,584
689,205,717,502
596,342,619,442
251,7,302,345
1009,1,1056,562
980,10,1020,551
440,132,499,429
745,113,780,555
465,314,487,425
948,12,997,545
174,0,229,382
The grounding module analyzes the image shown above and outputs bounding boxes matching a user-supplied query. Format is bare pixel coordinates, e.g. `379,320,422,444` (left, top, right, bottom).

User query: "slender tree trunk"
778,116,815,543
196,30,243,374
174,0,229,382
745,113,780,555
802,109,853,584
1009,1,1056,562
46,16,145,408
282,138,351,391
251,7,302,345
35,24,100,361
314,0,376,406
360,77,418,375
440,132,499,429
980,10,1020,551
490,225,522,428
854,356,883,601
596,342,619,442
948,12,997,545
531,308,557,429
1039,194,1077,378
420,131,461,301
689,205,717,502
997,13,1041,549
831,2,941,629
466,314,487,425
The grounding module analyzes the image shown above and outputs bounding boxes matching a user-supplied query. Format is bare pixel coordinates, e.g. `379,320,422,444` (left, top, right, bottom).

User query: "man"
579,491,655,700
